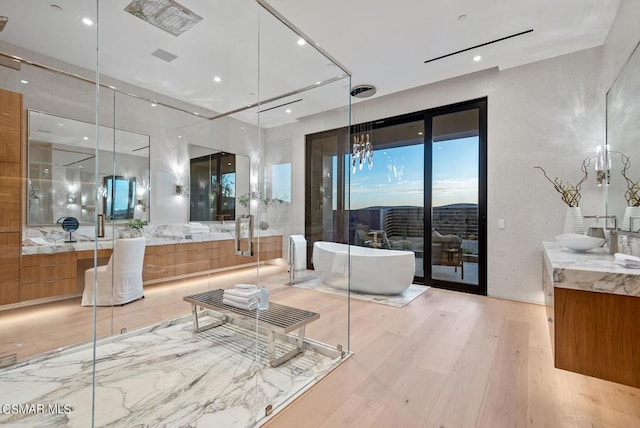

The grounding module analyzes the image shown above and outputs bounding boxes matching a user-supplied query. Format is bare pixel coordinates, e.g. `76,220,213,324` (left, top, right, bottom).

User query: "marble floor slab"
293,278,429,307
0,315,342,427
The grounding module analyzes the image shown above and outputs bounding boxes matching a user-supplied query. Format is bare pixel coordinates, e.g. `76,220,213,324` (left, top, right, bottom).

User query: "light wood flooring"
1,265,639,427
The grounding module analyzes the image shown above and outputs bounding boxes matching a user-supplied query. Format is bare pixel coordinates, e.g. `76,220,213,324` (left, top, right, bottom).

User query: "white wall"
266,46,606,304
602,0,640,90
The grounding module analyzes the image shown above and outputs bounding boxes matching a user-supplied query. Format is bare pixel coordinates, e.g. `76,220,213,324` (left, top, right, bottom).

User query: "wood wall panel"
0,232,20,304
0,88,22,163
0,88,21,305
554,287,640,388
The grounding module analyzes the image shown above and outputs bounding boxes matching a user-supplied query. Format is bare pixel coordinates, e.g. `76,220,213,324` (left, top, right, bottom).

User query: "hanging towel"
223,298,259,310
331,251,348,274
290,235,307,272
614,253,640,269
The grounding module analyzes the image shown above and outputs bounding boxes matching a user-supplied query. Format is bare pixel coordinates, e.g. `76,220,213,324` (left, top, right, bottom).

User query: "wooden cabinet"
554,287,640,389
0,88,22,305
0,233,20,305
20,252,77,301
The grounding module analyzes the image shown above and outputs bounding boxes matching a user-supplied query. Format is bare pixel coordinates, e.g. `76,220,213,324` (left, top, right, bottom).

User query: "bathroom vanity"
542,242,640,388
17,234,283,304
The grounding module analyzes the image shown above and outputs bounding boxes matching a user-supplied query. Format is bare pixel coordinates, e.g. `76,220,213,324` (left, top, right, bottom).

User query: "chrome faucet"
584,215,617,253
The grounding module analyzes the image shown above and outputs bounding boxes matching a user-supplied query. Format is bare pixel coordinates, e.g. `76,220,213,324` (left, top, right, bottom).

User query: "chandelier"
352,132,373,173
351,84,376,174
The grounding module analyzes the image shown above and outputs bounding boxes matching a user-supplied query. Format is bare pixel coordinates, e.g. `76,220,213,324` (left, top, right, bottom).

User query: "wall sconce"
137,198,148,212
175,184,184,195
595,145,611,186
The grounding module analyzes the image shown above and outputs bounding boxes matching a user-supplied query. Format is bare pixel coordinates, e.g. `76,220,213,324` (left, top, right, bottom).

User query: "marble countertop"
22,230,282,256
543,241,640,297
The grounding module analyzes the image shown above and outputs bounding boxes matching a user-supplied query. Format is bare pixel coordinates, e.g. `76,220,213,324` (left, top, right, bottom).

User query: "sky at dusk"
344,137,479,210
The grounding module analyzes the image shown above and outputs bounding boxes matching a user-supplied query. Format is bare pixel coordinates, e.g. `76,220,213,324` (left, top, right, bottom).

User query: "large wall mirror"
606,39,640,230
28,110,150,224
189,144,250,222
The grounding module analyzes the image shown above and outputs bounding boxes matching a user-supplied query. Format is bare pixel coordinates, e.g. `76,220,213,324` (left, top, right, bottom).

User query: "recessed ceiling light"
457,14,468,22
297,38,306,46
285,109,292,114
83,136,89,140
227,162,231,166
178,135,182,139
78,165,83,168
20,80,28,84
82,17,94,26
108,85,117,90
418,132,423,136
213,76,222,83
473,55,482,62
151,103,157,107
58,123,63,127
315,81,322,85
194,112,199,116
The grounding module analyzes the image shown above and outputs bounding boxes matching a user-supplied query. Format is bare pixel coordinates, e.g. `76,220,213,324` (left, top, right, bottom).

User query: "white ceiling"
0,0,622,127
265,0,621,99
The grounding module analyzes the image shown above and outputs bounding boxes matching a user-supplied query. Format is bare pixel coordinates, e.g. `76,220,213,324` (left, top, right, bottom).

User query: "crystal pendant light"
351,84,376,174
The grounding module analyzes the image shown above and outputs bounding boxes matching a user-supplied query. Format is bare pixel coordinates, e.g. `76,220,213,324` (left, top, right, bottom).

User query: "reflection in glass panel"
190,147,243,222
349,121,425,280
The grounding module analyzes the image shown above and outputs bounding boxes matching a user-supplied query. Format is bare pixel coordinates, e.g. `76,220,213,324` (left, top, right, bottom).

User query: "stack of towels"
223,284,259,310
614,253,640,269
184,222,210,235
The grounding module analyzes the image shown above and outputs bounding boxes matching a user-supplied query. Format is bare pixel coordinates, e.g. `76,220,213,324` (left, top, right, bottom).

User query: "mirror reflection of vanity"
27,110,150,225
606,39,640,234
189,144,249,223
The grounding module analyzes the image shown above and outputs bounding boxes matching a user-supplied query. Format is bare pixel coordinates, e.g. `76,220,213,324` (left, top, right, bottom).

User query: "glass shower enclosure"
0,0,351,425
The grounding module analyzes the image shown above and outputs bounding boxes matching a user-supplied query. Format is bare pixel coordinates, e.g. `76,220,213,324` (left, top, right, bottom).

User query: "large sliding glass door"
425,99,487,295
306,99,486,293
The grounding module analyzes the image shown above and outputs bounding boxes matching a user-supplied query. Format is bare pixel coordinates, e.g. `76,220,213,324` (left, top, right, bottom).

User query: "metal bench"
183,289,319,367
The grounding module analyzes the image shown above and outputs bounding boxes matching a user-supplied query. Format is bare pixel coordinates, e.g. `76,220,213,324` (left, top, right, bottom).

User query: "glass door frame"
424,98,487,295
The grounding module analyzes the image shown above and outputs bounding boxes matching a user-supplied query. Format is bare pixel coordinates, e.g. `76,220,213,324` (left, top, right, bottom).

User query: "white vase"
563,207,584,234
621,206,640,231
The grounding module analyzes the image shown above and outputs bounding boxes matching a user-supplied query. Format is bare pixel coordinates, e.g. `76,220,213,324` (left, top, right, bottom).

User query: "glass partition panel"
0,0,350,425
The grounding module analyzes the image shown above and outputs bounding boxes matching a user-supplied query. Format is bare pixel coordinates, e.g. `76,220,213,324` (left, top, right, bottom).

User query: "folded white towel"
223,298,258,310
222,293,259,305
235,284,257,291
224,288,259,299
331,251,348,274
614,253,640,268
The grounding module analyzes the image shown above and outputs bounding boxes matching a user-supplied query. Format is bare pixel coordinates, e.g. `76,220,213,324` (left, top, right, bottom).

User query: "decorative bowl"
555,233,605,251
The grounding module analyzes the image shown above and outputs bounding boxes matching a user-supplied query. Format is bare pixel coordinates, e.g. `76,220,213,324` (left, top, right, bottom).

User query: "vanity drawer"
22,252,76,267
19,277,76,301
20,262,76,285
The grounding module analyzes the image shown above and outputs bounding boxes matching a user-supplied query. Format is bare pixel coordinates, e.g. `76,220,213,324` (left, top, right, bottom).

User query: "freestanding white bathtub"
312,241,415,295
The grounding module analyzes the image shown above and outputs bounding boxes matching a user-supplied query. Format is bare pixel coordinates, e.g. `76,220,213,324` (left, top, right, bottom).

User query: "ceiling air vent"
351,85,376,98
151,48,178,63
124,0,202,37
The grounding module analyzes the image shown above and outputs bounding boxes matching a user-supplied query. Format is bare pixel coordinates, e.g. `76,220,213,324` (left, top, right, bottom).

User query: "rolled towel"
223,298,258,310
235,284,257,291
224,288,259,299
331,251,348,274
